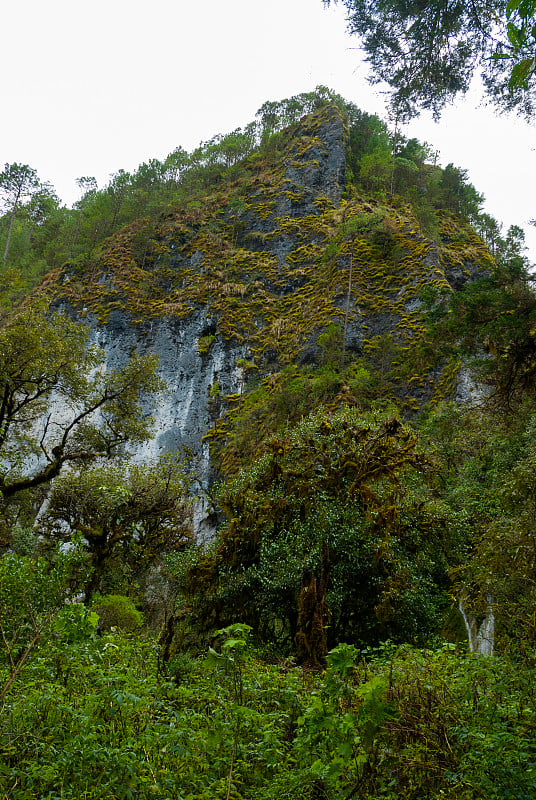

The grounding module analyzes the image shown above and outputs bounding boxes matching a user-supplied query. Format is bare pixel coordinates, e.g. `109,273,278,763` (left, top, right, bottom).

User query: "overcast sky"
2,0,535,261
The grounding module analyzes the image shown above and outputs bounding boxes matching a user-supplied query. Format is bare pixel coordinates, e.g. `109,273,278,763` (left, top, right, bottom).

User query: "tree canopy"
324,0,536,118
39,456,192,601
0,163,42,267
187,407,460,661
0,303,161,503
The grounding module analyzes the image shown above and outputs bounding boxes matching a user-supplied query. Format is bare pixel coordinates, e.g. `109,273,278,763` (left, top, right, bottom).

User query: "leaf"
326,642,359,674
518,0,536,17
509,58,535,90
222,637,246,650
88,610,100,628
310,759,327,779
507,22,523,47
206,646,224,666
506,0,521,19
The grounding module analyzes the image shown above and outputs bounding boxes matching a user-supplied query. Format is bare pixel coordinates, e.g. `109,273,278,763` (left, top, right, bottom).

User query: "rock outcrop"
47,105,495,537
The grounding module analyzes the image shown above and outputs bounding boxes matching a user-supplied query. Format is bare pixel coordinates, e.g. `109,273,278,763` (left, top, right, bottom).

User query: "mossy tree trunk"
295,541,330,667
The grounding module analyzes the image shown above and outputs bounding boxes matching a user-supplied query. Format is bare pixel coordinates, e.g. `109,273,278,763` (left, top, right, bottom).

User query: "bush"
92,593,144,632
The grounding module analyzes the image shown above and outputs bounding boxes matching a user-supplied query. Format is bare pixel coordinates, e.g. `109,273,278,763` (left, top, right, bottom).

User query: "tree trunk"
295,541,330,667
2,207,17,268
84,544,109,603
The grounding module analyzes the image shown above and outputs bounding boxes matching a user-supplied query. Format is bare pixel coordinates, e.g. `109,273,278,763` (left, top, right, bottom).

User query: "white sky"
1,0,535,261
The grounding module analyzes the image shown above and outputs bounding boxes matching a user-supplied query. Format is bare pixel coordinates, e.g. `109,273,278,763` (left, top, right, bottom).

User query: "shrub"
92,593,144,632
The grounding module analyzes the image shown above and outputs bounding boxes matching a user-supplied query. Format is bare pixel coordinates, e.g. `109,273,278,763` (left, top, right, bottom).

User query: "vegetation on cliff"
1,87,536,798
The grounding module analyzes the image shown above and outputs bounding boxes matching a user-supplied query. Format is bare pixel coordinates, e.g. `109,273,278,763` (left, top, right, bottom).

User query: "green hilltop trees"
0,163,41,268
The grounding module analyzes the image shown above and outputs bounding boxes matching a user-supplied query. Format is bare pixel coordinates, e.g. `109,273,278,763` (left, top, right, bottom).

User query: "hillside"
36,102,495,489
2,90,536,800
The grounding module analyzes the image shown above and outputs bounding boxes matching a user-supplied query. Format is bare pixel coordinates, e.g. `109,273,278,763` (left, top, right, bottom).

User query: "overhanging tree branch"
0,304,162,502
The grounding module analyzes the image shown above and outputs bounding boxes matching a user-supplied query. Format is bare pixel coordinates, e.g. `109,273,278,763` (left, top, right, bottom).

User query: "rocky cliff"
44,104,495,537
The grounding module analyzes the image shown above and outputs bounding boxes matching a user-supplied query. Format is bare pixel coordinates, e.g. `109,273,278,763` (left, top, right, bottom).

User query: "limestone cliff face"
54,108,348,537
88,309,245,460
49,105,495,537
82,309,246,540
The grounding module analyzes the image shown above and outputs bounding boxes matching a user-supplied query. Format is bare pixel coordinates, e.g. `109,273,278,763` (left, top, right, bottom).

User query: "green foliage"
325,0,536,118
416,397,536,652
92,594,144,632
0,543,88,701
3,594,536,800
208,359,378,478
38,455,192,601
495,0,536,94
0,302,162,509
187,407,460,656
438,257,536,409
436,163,484,220
54,603,100,643
198,333,216,354
0,162,42,269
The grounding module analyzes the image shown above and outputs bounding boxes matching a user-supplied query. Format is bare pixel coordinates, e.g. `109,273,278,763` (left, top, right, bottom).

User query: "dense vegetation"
1,87,536,797
324,0,536,118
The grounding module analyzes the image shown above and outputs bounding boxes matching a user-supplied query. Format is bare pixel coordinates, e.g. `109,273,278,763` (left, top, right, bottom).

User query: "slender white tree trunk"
2,207,17,268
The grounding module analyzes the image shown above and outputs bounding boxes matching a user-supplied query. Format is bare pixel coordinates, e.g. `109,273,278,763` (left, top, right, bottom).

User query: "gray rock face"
44,106,489,541
237,106,346,245
88,307,246,481
36,308,244,542
284,106,347,210
454,364,490,404
46,108,350,540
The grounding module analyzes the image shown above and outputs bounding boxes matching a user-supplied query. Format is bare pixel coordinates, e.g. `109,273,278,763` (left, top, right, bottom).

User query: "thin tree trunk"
389,113,400,198
2,207,17,268
70,211,82,257
342,248,353,364
0,611,56,703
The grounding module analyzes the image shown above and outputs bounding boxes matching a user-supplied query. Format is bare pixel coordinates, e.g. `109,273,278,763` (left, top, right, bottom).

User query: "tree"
162,146,189,186
474,434,536,649
0,163,41,267
0,544,88,701
69,176,97,255
497,0,536,98
475,212,503,256
443,257,536,409
106,169,132,232
359,146,392,192
39,456,192,601
0,302,161,502
324,0,536,118
437,163,484,219
188,407,459,660
419,399,536,652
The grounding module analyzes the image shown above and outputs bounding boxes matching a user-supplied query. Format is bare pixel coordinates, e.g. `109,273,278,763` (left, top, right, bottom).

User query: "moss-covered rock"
40,103,496,498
